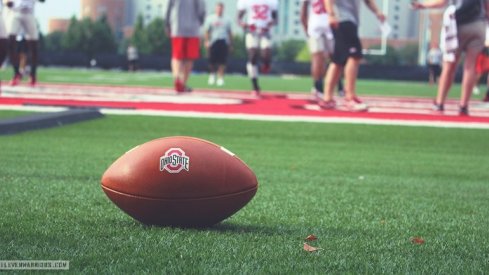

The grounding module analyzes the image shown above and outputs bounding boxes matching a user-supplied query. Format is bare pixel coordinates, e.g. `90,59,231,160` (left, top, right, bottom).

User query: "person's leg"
26,40,38,85
245,33,260,94
208,42,217,85
435,58,459,108
182,59,193,84
8,35,20,82
0,38,7,66
344,57,361,101
323,63,343,102
260,34,272,74
484,72,489,102
216,64,226,86
216,41,228,86
460,46,480,111
311,52,325,92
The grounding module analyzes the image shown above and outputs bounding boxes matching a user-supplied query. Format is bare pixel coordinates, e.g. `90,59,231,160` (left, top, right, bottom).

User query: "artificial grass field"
1,110,488,273
1,66,479,99
1,68,489,273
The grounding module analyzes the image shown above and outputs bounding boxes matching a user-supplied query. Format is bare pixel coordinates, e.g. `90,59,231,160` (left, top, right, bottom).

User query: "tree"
295,43,311,62
364,45,400,65
275,40,305,62
131,15,150,54
62,16,85,52
43,31,65,52
230,35,247,59
90,15,117,54
146,18,170,55
398,43,419,65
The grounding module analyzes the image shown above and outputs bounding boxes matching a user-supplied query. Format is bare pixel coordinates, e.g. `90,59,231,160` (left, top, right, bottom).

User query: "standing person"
237,0,279,97
300,0,333,98
427,44,443,85
300,0,344,99
165,0,206,93
321,0,385,111
6,0,44,86
0,2,8,84
204,2,233,87
413,0,489,115
127,44,139,72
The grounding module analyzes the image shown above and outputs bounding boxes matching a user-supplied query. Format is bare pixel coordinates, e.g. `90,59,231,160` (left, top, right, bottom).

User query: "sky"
36,0,80,34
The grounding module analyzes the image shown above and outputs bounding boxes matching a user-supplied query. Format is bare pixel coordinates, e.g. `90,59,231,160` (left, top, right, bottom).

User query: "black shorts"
331,21,363,66
209,39,229,65
428,64,441,77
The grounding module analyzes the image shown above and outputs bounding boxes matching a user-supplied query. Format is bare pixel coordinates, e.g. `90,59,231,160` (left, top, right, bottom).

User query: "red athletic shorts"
476,53,489,74
171,37,200,60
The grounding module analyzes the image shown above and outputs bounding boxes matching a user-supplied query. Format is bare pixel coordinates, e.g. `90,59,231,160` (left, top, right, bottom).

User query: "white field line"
1,104,489,129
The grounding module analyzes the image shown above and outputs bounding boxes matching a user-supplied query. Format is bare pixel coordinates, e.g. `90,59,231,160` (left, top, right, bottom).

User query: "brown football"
101,136,258,227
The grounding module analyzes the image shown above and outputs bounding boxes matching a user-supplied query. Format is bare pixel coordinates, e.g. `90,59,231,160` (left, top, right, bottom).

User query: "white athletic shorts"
8,11,39,40
245,32,273,49
308,34,334,55
0,15,7,39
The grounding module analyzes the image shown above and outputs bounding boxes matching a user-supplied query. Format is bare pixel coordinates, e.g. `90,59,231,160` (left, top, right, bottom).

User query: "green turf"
1,114,488,273
2,67,478,99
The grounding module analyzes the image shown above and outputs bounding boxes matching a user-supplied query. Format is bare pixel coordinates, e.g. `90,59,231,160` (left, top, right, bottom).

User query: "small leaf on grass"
305,234,317,241
411,237,425,245
303,243,321,252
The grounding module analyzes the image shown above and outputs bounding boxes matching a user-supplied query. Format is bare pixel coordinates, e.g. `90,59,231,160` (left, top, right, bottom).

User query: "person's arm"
198,0,206,26
237,10,247,29
227,23,233,51
324,0,339,29
164,0,174,36
300,1,309,36
364,0,386,22
204,22,211,50
412,0,448,10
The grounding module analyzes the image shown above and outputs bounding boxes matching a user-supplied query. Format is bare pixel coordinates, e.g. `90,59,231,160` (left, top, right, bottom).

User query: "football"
101,136,258,227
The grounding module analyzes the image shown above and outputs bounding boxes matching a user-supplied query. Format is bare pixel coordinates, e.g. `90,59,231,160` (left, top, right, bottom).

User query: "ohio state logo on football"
159,148,190,174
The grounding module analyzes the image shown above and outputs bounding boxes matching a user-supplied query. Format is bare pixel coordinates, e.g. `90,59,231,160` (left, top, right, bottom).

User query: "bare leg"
460,48,479,108
217,65,226,79
435,57,460,105
27,40,38,83
311,52,325,92
171,58,181,80
247,48,260,92
344,57,361,100
323,63,343,102
182,60,193,85
8,35,19,77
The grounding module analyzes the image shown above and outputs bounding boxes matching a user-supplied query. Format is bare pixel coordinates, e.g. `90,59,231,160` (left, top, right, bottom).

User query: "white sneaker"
208,74,216,85
345,97,368,112
473,86,480,95
216,78,224,86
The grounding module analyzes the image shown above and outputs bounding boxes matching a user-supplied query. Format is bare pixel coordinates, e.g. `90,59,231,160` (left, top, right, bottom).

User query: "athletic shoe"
216,78,224,87
10,74,21,86
251,90,261,98
318,99,336,110
337,89,345,97
432,102,444,113
311,87,323,102
459,106,469,116
483,94,489,102
208,74,216,85
174,79,185,93
260,63,271,74
473,87,480,95
184,86,193,93
29,76,37,87
345,97,368,112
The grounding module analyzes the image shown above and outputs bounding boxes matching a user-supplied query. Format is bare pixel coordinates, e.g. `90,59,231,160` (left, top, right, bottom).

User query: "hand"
376,12,386,22
411,1,424,10
329,14,339,29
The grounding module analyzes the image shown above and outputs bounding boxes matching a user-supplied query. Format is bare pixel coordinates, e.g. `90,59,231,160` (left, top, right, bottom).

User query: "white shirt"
303,0,331,38
237,0,278,30
12,0,35,13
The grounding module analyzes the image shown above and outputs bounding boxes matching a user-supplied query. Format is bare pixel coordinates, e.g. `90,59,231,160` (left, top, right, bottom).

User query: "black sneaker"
432,102,444,112
459,105,469,116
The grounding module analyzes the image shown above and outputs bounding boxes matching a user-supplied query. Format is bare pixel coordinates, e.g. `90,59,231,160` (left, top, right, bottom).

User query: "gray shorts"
457,20,485,56
308,35,334,55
